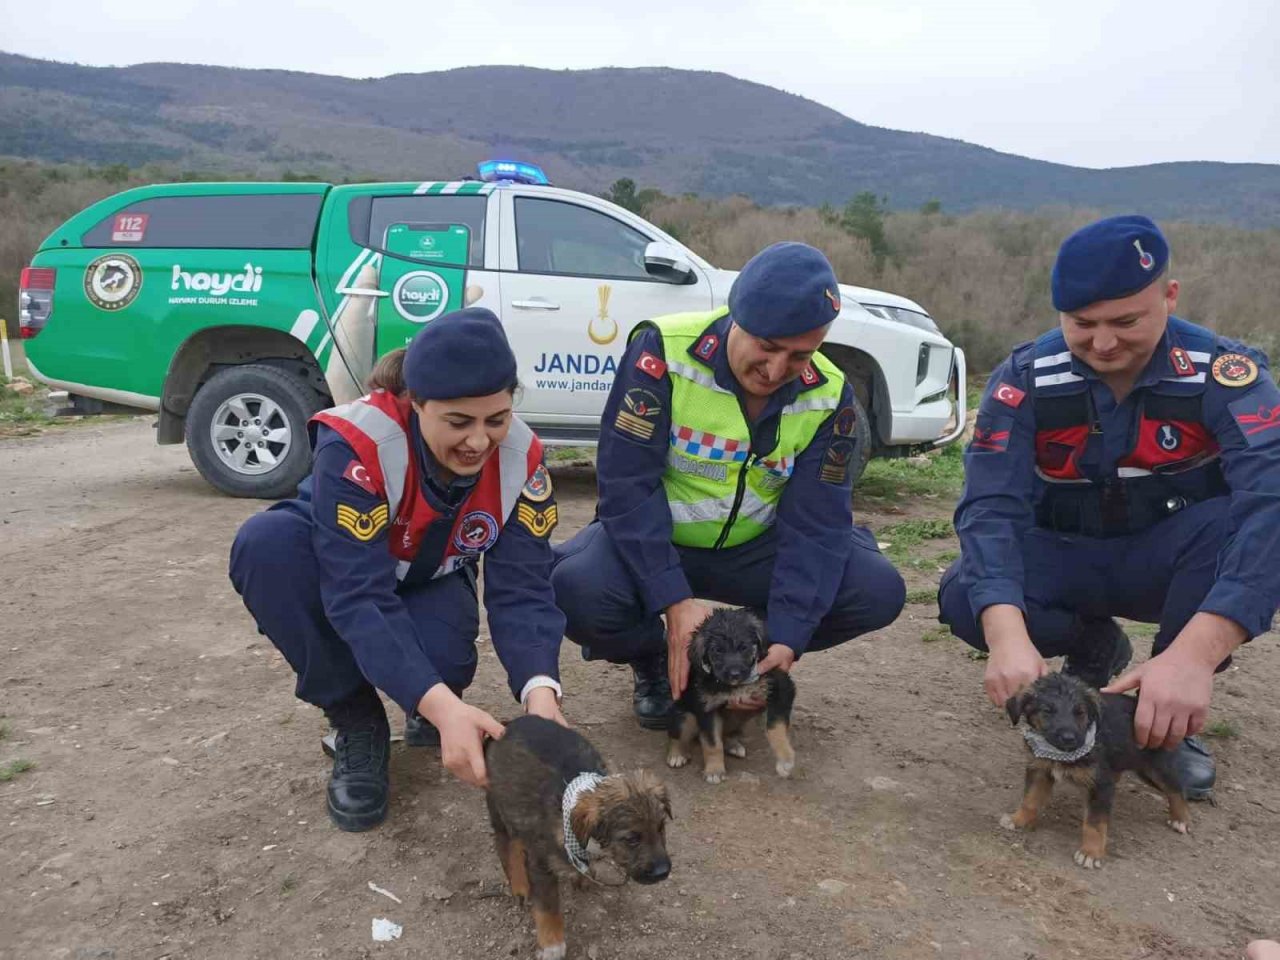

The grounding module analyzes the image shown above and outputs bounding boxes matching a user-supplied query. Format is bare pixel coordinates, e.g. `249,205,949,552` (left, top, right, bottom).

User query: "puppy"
666,607,797,783
484,715,672,960
1002,671,1191,869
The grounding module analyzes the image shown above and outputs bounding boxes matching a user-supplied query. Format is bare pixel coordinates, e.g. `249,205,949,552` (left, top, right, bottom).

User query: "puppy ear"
1084,687,1103,726
569,789,603,843
1005,691,1029,727
755,618,770,658
656,782,674,821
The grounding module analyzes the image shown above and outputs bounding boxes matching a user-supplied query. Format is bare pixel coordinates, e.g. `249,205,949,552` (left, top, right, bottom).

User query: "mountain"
2,52,1277,226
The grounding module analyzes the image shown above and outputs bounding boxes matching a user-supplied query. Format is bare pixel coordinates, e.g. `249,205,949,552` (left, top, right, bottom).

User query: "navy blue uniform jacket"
956,320,1280,639
293,417,565,713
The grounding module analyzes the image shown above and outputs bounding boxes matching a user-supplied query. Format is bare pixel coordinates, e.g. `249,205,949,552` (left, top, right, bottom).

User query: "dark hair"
364,347,520,402
366,347,408,394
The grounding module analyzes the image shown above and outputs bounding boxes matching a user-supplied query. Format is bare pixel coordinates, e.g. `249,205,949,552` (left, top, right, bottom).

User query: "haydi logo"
171,263,264,296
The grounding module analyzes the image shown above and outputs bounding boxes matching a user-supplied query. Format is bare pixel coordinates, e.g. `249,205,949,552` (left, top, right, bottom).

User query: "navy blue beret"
728,242,842,339
403,307,518,399
1051,215,1169,313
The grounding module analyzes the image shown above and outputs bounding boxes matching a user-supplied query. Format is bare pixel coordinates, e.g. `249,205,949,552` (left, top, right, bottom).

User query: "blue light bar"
477,159,550,186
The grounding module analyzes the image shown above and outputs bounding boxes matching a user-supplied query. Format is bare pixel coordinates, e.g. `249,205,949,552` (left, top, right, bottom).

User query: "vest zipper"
713,454,760,550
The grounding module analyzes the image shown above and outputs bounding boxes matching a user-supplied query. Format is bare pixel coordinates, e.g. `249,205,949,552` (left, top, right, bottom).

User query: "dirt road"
2,418,1277,960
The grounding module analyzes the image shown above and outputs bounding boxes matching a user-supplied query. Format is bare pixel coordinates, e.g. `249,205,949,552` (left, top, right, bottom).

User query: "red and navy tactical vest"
1030,317,1229,537
311,390,542,580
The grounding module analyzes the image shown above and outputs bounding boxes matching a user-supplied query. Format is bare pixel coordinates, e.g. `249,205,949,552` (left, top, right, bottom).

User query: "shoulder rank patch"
522,463,553,503
341,459,379,495
1169,346,1197,377
516,502,559,539
1212,353,1259,388
693,333,720,361
615,387,662,441
636,351,667,380
336,502,389,542
820,438,854,484
800,364,821,387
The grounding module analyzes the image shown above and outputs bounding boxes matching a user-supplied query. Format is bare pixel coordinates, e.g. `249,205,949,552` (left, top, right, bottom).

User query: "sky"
2,0,1276,170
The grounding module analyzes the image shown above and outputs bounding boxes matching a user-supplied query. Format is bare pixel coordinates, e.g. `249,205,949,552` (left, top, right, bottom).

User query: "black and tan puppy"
1002,671,1191,869
666,607,797,784
484,715,672,960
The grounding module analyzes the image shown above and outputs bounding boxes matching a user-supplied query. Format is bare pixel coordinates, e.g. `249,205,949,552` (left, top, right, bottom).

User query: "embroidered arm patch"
522,463,553,503
819,438,855,484
516,502,559,539
970,413,1013,453
335,502,390,542
1228,386,1280,447
614,387,662,442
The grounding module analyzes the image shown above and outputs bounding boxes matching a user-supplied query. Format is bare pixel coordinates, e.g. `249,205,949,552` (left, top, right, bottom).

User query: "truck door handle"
511,298,560,311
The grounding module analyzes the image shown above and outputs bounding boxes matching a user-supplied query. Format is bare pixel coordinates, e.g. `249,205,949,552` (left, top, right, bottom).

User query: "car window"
514,198,652,279
81,194,323,249
367,195,487,267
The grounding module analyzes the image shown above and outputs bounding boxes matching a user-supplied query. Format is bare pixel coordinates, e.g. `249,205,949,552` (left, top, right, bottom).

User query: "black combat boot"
322,686,390,832
1063,616,1133,689
631,652,675,730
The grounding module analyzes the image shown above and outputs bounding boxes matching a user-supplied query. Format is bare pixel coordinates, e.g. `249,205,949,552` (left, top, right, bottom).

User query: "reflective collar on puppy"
562,771,605,875
1021,722,1097,763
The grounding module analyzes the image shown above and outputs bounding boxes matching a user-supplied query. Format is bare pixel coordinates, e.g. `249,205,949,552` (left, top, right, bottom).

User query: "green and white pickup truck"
19,161,966,498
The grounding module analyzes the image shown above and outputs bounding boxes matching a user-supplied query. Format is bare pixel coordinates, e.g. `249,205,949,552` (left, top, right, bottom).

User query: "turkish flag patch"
636,351,668,379
341,459,378,495
800,364,820,386
993,382,1026,408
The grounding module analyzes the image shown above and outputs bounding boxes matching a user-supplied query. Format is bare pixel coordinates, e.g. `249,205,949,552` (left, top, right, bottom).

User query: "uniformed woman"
229,308,566,832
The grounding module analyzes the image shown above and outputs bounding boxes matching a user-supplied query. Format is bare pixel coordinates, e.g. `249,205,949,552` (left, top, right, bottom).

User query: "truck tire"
185,364,323,499
843,391,873,488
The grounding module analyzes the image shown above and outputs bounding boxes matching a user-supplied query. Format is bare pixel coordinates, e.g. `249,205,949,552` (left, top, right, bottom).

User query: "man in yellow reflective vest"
551,242,906,728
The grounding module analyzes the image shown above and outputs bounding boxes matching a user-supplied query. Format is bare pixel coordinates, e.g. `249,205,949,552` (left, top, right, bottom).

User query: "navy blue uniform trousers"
229,503,480,710
938,497,1230,660
551,520,905,663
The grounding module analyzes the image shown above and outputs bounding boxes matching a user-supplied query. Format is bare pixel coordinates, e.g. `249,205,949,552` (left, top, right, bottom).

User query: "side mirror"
644,242,697,284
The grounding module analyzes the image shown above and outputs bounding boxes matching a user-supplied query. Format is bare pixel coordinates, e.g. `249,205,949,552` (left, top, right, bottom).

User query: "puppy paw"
726,739,747,759
1073,849,1104,870
775,758,794,778
666,752,689,769
536,944,566,960
1167,819,1189,835
704,771,725,785
999,814,1019,832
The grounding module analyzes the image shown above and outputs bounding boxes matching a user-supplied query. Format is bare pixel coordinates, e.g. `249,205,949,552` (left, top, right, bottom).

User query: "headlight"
859,303,941,335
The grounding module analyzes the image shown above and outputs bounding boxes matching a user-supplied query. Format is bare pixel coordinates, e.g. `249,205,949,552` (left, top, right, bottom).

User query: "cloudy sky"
3,0,1276,169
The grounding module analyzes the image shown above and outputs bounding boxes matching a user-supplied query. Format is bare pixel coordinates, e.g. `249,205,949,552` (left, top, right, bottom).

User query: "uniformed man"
938,215,1280,798
229,308,566,831
551,242,906,727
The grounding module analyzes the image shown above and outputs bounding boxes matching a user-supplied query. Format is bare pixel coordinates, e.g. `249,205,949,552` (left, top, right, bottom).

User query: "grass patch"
903,549,959,571
857,441,965,503
0,376,54,427
0,758,35,781
1203,719,1240,739
280,873,299,895
966,648,989,662
544,446,595,463
904,588,937,605
0,721,8,741
921,628,950,643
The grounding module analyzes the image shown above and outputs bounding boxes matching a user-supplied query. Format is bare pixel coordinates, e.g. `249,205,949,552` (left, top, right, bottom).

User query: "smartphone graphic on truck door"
377,222,471,355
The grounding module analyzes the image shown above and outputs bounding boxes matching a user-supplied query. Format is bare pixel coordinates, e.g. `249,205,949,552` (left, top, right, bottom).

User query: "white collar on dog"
562,771,605,875
1021,722,1097,763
